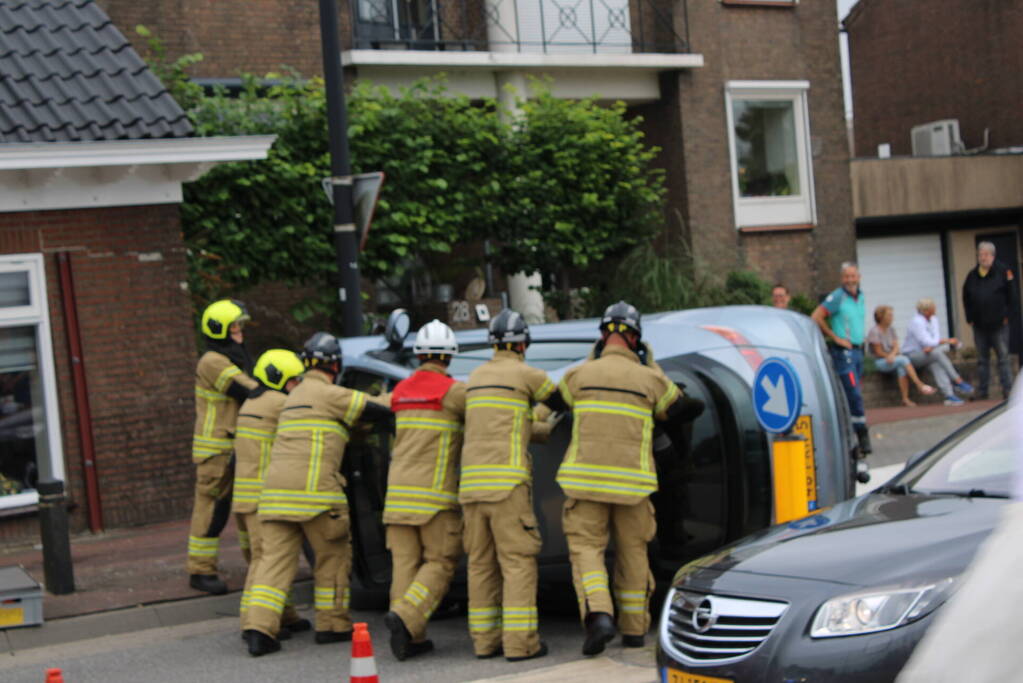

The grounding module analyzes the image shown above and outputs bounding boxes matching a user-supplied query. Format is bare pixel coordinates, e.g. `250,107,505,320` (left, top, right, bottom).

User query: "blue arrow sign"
788,514,830,530
753,357,802,434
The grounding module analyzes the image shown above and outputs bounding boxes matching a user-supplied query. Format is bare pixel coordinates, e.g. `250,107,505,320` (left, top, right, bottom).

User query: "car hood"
678,493,1004,588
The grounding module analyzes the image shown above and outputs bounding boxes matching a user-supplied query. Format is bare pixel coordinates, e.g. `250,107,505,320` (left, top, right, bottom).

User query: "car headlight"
810,577,957,638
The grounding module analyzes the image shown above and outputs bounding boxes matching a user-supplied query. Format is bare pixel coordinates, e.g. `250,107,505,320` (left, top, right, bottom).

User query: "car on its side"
338,305,861,597
657,402,1013,683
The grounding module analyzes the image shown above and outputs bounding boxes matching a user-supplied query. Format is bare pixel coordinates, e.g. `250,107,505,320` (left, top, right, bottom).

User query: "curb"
0,581,313,655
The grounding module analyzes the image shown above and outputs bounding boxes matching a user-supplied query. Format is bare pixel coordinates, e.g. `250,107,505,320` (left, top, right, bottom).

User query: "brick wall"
847,0,1023,157
97,0,333,80
673,1,855,299
0,206,196,543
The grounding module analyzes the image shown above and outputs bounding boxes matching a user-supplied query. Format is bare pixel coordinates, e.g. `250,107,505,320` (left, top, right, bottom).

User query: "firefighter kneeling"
382,320,467,661
242,332,393,657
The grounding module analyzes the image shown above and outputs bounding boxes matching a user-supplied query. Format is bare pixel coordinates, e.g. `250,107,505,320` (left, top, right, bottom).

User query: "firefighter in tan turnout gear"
382,320,467,661
188,299,258,595
242,332,393,657
460,309,568,662
558,301,701,655
233,349,311,637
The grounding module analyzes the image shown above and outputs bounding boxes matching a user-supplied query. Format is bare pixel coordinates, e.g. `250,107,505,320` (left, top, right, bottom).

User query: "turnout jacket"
556,344,680,505
459,350,557,504
383,363,467,525
192,350,258,463
258,370,370,522
232,388,288,515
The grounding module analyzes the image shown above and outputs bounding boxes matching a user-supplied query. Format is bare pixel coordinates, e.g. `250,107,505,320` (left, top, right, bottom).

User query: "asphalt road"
0,609,658,683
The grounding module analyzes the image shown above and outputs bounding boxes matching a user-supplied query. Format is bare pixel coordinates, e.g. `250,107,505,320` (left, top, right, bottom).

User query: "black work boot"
244,629,281,657
314,629,353,644
582,612,617,656
405,639,435,659
283,617,312,634
622,634,645,648
384,610,413,660
189,574,227,595
507,641,548,662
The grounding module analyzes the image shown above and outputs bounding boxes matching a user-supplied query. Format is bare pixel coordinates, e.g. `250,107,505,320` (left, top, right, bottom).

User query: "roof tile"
0,0,193,142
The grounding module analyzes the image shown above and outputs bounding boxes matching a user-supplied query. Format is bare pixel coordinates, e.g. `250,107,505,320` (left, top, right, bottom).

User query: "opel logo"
691,597,717,633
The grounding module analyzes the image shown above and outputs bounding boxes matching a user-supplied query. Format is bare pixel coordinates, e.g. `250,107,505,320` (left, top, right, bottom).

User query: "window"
725,81,816,229
0,254,64,510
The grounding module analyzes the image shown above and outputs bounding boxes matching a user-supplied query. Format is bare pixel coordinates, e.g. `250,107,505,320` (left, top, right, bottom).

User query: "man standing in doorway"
812,263,871,457
963,241,1017,400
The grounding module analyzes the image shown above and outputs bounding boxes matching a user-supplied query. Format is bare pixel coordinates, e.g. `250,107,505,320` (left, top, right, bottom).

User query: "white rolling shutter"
856,234,949,341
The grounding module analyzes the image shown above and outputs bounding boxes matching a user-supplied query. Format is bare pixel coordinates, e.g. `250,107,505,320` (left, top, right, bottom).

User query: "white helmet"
413,319,459,356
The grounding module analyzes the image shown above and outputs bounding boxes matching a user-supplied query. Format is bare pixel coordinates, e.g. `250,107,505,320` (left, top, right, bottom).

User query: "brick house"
0,0,273,542
99,0,855,304
844,0,1023,358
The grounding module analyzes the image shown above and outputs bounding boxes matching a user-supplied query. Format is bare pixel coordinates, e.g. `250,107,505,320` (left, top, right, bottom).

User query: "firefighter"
242,332,393,657
459,309,567,662
233,349,311,637
557,301,696,655
382,320,467,661
188,299,258,595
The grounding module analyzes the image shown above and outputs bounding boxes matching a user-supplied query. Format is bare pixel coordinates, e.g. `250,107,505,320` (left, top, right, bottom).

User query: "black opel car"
657,402,1013,683
336,306,860,600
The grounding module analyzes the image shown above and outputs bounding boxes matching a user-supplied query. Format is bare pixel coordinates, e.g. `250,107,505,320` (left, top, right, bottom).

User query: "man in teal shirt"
812,262,871,461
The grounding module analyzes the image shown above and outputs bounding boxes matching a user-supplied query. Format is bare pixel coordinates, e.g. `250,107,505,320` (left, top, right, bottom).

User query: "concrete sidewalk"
0,399,1000,655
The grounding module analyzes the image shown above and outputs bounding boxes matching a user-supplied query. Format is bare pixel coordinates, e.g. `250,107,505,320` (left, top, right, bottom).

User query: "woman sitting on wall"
867,305,936,406
902,298,974,407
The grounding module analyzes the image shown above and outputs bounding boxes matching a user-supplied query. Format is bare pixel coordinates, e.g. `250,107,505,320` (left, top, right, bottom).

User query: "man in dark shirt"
963,241,1017,400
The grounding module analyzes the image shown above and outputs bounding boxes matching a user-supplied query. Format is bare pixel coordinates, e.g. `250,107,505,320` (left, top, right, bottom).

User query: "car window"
901,406,1014,496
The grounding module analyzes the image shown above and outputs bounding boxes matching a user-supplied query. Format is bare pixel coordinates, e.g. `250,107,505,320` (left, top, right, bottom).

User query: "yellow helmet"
253,349,304,391
201,299,250,340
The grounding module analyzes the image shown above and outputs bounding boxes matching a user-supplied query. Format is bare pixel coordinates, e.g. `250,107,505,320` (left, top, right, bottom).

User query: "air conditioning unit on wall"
911,119,964,156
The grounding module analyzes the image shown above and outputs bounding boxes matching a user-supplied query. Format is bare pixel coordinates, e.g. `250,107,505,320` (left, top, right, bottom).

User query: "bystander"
902,298,973,406
962,241,1016,400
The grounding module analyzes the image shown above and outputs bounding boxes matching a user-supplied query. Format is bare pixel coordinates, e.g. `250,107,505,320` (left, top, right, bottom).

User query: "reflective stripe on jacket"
460,349,556,504
231,389,287,515
258,370,368,522
555,344,680,505
192,350,257,463
383,363,467,525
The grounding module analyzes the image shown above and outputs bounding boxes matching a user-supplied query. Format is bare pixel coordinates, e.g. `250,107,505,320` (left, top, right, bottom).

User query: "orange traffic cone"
45,668,64,683
349,622,379,683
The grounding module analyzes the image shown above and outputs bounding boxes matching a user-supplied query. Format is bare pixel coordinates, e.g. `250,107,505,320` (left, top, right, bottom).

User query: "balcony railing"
349,0,690,54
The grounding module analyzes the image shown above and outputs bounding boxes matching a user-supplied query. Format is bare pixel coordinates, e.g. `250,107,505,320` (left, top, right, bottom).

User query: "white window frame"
0,253,65,509
725,80,817,229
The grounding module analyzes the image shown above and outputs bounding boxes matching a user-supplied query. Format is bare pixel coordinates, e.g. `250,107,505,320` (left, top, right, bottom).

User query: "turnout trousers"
236,511,301,628
463,485,543,659
243,509,352,638
187,454,240,575
562,496,657,637
385,509,463,642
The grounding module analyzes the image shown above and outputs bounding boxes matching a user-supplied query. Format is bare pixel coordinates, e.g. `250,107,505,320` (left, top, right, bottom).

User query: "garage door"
856,234,949,342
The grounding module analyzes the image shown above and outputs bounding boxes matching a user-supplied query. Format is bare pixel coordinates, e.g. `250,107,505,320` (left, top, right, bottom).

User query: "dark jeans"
974,325,1012,397
829,346,866,430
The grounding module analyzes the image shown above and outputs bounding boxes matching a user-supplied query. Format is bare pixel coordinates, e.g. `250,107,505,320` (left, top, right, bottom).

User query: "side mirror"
384,308,411,351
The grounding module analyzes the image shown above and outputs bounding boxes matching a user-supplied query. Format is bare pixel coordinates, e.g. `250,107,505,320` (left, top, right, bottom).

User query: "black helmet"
488,309,530,346
600,301,642,338
301,331,343,369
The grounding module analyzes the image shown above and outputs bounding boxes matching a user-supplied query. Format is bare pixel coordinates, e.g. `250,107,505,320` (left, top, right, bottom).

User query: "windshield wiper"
878,483,913,495
923,489,1010,499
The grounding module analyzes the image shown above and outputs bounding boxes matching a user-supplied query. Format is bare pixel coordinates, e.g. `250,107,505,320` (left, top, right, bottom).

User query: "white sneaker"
943,396,964,406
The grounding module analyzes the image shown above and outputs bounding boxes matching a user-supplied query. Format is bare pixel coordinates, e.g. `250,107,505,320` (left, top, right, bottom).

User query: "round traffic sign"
753,357,803,434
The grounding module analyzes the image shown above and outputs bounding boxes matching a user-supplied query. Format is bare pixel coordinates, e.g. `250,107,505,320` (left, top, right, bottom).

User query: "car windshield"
896,405,1015,498
398,341,596,376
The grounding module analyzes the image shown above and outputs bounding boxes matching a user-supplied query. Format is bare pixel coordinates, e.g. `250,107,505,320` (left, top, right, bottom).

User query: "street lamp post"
318,0,363,336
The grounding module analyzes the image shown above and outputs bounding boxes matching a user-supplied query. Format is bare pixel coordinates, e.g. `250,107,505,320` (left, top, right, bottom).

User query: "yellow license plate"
666,668,733,683
0,606,25,627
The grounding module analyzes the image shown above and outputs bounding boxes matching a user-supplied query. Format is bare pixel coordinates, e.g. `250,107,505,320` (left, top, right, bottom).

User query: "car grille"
662,589,788,664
